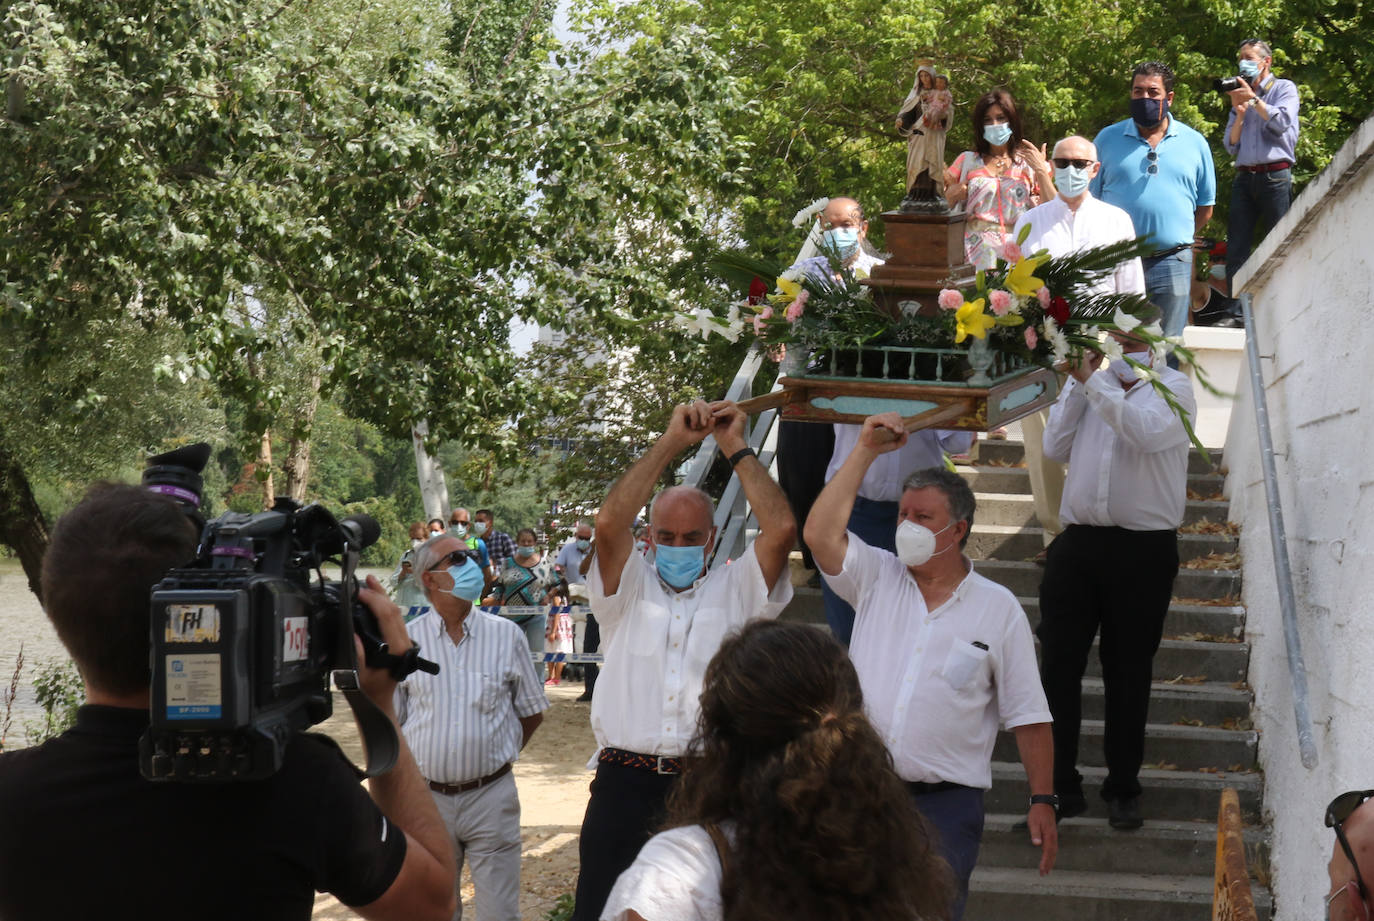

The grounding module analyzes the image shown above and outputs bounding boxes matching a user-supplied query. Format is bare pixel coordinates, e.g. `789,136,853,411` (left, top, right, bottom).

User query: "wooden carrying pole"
1212,788,1258,921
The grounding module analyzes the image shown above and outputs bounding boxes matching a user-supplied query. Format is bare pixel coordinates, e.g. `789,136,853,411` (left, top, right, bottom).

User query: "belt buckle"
654,756,673,775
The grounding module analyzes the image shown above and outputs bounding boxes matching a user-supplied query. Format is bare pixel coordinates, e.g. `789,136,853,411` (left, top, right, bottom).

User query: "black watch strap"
1029,794,1060,808
727,447,756,467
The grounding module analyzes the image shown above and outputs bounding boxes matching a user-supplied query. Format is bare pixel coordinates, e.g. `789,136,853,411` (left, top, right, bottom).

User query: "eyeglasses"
427,548,480,572
1052,158,1094,170
1144,149,1160,175
1327,791,1374,919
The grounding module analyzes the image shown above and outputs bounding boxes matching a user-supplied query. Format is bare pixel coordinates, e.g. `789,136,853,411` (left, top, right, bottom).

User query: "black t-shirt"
0,706,407,920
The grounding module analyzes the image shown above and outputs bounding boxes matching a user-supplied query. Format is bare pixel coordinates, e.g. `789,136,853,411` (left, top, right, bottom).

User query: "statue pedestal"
864,209,975,317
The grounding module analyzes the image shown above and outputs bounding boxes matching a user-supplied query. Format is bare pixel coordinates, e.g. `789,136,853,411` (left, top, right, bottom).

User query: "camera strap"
332,669,401,778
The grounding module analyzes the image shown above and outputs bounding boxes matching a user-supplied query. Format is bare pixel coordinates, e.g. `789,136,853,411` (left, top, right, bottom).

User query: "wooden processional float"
735,208,1060,439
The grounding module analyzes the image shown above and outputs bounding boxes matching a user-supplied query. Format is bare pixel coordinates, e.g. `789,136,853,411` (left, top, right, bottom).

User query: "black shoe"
574,691,593,702
1057,790,1088,820
1211,314,1245,329
1108,796,1143,830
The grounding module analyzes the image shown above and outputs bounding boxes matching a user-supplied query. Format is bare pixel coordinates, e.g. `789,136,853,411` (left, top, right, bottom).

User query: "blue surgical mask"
1238,59,1260,80
1054,164,1092,198
654,543,706,589
822,227,861,258
634,540,648,553
1129,96,1168,128
983,122,1013,147
446,559,485,602
472,521,488,537
450,522,468,538
575,538,591,552
515,545,536,559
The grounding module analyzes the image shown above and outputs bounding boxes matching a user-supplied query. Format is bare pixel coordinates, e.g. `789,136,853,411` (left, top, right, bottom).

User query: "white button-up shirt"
588,544,793,758
395,608,549,784
827,536,1050,789
1043,366,1195,531
825,426,974,502
1012,194,1146,297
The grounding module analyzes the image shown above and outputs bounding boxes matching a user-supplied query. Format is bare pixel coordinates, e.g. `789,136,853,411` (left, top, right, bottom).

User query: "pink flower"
752,305,774,336
1036,286,1050,309
1001,240,1023,263
1024,327,1038,349
938,288,963,311
989,289,1013,316
785,289,809,322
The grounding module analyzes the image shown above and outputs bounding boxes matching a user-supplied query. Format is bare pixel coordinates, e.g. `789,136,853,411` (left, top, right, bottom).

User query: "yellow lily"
1004,255,1048,296
955,299,997,343
776,277,802,301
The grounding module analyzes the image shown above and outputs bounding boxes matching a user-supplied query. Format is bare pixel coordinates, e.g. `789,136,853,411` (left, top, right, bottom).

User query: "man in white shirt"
570,399,796,921
1012,135,1146,555
397,535,549,921
805,414,1057,921
1038,313,1195,831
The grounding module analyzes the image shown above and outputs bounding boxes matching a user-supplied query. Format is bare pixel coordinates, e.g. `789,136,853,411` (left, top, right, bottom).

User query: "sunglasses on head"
427,548,480,572
1328,791,1374,918
1052,157,1094,170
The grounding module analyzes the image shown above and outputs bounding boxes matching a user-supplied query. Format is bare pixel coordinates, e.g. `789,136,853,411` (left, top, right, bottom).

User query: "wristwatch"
1029,793,1061,811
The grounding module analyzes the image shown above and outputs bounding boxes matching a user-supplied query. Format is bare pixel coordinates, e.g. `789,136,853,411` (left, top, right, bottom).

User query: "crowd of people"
0,41,1321,921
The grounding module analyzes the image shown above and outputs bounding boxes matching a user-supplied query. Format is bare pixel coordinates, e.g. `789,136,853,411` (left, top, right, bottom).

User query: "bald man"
1327,792,1374,921
569,399,796,921
1011,135,1146,557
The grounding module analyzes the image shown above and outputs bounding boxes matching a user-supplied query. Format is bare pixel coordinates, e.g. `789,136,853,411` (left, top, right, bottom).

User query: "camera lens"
1214,76,1242,93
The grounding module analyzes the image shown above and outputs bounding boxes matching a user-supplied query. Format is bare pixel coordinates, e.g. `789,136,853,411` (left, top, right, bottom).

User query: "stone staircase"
779,438,1271,921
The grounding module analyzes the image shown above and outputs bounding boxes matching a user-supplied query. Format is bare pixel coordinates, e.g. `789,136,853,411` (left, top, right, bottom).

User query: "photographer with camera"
0,483,457,920
1221,39,1299,284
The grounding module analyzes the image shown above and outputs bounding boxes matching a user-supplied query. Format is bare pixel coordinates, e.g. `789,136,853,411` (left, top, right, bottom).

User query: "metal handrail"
1240,292,1318,769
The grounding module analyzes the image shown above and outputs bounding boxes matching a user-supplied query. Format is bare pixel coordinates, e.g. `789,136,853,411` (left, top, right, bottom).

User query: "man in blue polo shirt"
1222,39,1299,283
1091,61,1216,346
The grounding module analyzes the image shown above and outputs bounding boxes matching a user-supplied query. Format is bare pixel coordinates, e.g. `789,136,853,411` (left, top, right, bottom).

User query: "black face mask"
1130,97,1168,129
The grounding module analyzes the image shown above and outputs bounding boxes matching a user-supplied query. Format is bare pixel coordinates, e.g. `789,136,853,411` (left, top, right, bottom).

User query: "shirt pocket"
477,671,506,713
940,642,990,691
685,606,730,674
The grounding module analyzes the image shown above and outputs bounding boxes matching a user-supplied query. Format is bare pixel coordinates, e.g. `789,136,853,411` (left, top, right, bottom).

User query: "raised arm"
708,400,796,592
803,413,907,577
595,401,718,596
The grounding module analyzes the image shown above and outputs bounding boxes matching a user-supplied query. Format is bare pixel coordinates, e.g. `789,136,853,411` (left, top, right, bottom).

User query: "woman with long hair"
601,620,953,921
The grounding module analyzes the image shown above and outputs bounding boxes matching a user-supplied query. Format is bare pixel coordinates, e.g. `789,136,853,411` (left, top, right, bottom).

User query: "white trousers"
429,770,522,921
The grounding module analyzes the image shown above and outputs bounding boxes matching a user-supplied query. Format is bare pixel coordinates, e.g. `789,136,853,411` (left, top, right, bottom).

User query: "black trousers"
1037,524,1178,801
581,613,600,693
776,420,834,569
570,760,679,921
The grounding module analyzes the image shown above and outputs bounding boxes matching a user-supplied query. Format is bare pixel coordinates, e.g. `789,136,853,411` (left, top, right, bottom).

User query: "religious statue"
895,61,953,213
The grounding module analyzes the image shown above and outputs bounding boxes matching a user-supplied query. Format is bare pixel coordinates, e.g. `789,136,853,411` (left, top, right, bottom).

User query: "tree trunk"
0,433,50,601
284,373,321,502
412,420,450,521
258,430,275,509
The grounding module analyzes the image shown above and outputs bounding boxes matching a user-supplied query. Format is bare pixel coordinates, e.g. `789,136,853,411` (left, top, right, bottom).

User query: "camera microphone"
340,514,382,551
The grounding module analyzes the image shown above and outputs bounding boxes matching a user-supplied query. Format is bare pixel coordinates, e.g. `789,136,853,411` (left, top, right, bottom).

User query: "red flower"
1048,296,1070,325
747,276,768,305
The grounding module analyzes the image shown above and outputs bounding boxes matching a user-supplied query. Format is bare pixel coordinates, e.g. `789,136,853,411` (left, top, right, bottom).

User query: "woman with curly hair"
601,620,953,921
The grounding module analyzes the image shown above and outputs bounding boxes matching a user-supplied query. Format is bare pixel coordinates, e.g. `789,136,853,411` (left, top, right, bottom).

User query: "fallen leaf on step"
1220,717,1254,731
1142,761,1179,771
1180,517,1241,536
1172,595,1242,607
1163,675,1209,685
1174,718,1204,727
1182,551,1242,570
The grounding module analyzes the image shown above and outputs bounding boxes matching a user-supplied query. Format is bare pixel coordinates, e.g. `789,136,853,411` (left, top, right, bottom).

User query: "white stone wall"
1224,115,1374,921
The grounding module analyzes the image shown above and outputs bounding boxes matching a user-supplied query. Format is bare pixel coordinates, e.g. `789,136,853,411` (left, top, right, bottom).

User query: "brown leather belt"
1237,160,1291,173
598,747,683,775
427,762,511,795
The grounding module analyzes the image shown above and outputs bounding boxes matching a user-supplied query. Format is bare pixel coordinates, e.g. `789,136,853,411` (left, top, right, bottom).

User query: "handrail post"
1240,293,1318,769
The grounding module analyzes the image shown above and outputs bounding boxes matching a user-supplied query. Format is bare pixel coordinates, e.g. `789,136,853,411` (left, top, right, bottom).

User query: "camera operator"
0,483,457,921
1222,38,1299,284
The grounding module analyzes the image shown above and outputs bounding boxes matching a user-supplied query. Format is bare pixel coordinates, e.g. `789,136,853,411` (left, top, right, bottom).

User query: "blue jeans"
1227,168,1292,281
820,495,898,645
910,785,985,921
1142,251,1193,368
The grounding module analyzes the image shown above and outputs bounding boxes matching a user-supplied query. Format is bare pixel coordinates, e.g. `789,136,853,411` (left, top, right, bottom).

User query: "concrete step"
966,866,1269,921
1076,677,1251,726
962,464,1229,499
993,719,1256,771
1021,597,1247,639
1065,636,1250,684
966,524,1237,565
974,559,1240,600
979,813,1267,876
987,761,1263,823
971,439,1223,476
973,491,1231,529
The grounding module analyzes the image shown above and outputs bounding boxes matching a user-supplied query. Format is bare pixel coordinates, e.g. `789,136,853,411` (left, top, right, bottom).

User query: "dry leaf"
1220,717,1254,731
1173,595,1243,607
1180,517,1241,536
1182,551,1243,571
1143,761,1179,771
1175,718,1204,727
1163,674,1209,685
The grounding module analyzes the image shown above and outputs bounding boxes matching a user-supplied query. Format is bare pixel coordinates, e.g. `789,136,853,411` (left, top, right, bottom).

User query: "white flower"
1133,363,1160,382
792,197,831,228
1100,337,1124,363
1112,307,1141,332
1142,321,1164,338
1151,340,1170,363
677,308,720,341
1042,317,1069,362
1081,325,1103,341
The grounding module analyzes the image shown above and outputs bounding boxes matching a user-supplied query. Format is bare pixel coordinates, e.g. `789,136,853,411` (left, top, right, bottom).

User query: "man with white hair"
569,399,796,921
1327,790,1374,921
1012,134,1146,558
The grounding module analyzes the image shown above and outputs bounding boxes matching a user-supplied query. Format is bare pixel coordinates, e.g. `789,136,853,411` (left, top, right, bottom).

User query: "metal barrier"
1239,292,1318,769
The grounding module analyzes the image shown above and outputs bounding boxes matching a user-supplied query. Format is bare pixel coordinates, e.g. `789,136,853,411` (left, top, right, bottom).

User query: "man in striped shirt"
396,535,550,921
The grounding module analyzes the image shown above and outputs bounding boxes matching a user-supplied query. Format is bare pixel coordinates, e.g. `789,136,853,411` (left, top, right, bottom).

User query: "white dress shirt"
588,544,793,758
395,608,549,784
1043,365,1195,531
1012,193,1146,297
825,426,974,502
600,825,726,921
826,536,1050,788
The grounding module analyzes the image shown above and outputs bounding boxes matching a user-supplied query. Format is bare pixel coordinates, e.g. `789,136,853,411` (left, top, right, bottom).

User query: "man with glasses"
1328,791,1374,921
1222,39,1299,284
1013,134,1146,561
449,507,494,593
396,535,549,920
1091,61,1216,348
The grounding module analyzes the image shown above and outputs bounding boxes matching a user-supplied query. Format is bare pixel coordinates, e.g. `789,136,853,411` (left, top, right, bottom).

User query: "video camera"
137,443,437,782
1213,76,1245,94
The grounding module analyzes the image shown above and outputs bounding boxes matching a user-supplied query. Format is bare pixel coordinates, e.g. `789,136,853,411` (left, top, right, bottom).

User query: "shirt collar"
1124,116,1178,141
